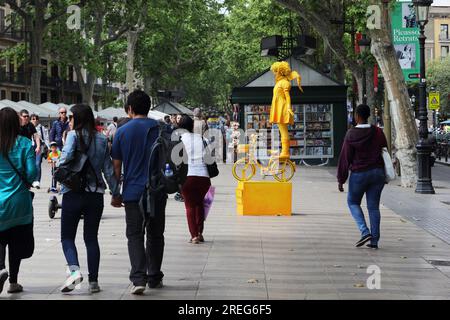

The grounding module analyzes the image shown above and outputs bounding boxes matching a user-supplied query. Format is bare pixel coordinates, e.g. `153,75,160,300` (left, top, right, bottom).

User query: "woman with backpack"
0,107,36,295
337,104,388,249
58,104,120,294
178,115,211,244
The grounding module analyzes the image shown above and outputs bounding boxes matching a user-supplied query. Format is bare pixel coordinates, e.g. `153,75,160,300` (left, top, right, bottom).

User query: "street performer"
270,61,303,159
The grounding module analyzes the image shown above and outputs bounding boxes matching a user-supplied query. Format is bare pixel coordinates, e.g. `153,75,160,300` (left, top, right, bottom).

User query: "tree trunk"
366,66,376,125
126,30,139,93
75,66,95,108
29,4,45,104
368,0,418,188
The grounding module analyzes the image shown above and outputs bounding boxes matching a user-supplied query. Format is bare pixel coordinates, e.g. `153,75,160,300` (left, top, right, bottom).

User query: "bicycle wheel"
232,159,256,181
272,159,296,182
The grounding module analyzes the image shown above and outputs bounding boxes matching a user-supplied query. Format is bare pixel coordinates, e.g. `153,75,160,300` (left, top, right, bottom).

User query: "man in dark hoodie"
337,104,388,249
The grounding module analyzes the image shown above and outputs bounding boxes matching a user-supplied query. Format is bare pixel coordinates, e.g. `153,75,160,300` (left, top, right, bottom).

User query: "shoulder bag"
5,155,35,201
202,139,219,178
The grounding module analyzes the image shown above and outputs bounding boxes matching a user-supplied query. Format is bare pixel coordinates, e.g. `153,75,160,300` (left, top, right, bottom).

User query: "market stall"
231,56,348,166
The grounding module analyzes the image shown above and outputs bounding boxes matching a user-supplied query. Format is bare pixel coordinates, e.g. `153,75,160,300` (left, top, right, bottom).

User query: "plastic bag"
382,147,396,182
204,186,216,220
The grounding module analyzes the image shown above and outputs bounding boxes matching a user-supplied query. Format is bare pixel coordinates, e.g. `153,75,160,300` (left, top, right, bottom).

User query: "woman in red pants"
178,115,211,244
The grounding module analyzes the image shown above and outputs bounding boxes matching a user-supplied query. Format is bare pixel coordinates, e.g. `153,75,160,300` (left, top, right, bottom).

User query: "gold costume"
269,61,303,159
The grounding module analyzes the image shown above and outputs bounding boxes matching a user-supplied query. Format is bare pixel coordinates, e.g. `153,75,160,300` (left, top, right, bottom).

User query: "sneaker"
148,280,163,289
0,269,8,294
355,234,372,247
366,244,379,249
7,283,23,294
198,234,204,242
88,282,101,293
130,285,146,295
190,237,200,244
32,181,40,189
61,270,83,293
174,193,184,202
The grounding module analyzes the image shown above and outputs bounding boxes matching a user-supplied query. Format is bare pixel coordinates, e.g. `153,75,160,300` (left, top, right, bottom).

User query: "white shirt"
356,124,371,128
181,132,209,178
35,123,50,147
106,122,117,138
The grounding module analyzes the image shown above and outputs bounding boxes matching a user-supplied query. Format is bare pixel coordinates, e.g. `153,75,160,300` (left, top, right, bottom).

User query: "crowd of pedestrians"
0,94,391,297
0,90,219,296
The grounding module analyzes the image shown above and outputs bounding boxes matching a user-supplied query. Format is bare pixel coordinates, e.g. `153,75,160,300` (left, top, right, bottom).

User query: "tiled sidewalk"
1,162,449,300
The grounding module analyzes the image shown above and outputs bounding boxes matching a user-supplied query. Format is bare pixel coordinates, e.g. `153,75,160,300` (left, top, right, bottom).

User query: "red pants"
181,176,211,239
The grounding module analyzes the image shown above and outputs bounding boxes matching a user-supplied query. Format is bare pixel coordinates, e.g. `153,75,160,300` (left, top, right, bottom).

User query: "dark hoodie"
337,125,388,185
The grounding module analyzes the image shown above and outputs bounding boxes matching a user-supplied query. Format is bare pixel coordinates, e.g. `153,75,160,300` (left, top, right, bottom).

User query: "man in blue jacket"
49,107,69,150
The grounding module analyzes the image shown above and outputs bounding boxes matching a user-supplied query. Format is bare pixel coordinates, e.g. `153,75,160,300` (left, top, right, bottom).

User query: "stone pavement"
382,164,450,244
436,158,449,166
1,161,450,300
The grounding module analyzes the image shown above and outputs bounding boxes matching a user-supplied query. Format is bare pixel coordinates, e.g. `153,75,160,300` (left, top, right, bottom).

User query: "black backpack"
140,127,187,218
54,134,100,193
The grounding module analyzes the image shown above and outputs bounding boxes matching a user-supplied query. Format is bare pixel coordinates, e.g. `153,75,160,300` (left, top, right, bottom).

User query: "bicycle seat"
237,144,250,153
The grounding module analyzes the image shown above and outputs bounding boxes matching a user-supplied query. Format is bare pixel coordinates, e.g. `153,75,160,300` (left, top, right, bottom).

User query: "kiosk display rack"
244,104,334,160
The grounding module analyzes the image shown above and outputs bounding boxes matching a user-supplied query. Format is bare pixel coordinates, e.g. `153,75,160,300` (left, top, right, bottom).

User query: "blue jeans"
35,152,43,182
61,192,104,282
347,168,385,245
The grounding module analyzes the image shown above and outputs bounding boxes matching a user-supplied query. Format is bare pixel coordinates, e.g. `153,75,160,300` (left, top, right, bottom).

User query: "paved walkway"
382,164,450,244
1,162,450,300
436,158,450,166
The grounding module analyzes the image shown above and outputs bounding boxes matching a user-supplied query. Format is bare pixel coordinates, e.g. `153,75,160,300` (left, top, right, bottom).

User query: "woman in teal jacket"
0,107,36,295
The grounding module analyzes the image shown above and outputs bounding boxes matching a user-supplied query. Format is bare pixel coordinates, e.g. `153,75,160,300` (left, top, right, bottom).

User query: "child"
47,142,61,193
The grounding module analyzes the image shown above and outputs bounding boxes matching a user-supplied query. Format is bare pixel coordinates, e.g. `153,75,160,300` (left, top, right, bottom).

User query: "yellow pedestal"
236,181,292,216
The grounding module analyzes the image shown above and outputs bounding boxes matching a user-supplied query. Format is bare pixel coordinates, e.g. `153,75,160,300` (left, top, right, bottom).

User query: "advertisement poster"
391,0,421,82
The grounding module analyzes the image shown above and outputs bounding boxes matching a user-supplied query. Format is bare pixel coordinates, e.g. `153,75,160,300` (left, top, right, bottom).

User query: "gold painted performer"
270,61,303,159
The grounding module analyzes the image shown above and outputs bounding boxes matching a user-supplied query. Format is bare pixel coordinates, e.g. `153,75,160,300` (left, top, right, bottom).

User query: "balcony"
0,71,26,85
0,30,25,42
0,71,119,96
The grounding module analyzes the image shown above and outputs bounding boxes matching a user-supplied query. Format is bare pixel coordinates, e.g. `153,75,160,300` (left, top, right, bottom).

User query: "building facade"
0,4,119,107
425,5,450,62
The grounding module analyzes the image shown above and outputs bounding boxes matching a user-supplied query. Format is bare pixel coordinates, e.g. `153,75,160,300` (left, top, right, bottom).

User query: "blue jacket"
0,136,36,232
58,130,120,196
49,119,69,148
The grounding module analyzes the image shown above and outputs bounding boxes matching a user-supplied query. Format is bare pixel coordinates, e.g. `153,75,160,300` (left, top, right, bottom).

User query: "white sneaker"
32,181,40,189
130,285,146,295
61,270,83,293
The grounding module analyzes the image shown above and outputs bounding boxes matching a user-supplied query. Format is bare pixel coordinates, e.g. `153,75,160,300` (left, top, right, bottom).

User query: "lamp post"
413,0,435,194
358,34,371,105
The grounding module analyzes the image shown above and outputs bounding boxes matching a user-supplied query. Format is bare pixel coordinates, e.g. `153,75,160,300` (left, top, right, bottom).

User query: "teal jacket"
0,136,36,232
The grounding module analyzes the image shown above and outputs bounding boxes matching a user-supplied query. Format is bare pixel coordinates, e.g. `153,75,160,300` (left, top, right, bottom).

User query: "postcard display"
244,104,334,160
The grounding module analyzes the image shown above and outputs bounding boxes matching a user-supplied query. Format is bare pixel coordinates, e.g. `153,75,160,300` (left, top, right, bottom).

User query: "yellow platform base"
236,181,292,216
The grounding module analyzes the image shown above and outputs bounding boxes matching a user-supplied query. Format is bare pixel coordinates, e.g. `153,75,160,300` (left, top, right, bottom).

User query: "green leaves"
427,57,450,115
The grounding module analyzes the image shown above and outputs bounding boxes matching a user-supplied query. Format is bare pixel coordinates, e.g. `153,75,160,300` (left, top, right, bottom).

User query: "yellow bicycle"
232,134,296,182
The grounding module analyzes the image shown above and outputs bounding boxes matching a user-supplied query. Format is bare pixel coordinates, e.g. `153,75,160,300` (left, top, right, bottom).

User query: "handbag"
202,139,219,178
5,155,35,201
54,134,98,192
382,147,396,182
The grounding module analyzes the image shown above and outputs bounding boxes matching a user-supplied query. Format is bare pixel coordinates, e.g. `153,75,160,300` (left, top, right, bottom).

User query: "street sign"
429,92,440,110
